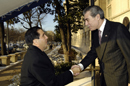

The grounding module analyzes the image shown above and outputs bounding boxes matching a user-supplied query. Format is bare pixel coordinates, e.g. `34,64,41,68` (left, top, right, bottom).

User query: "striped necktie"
98,30,102,44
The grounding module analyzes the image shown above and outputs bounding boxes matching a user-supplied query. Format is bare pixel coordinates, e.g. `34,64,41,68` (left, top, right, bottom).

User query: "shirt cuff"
69,69,73,75
78,63,84,71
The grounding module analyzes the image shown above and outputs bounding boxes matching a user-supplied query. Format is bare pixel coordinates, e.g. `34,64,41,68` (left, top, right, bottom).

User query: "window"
108,0,111,4
108,6,111,18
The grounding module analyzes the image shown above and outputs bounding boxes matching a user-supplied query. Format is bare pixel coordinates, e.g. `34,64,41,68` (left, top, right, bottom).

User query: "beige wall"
111,0,130,24
111,0,129,17
94,0,130,24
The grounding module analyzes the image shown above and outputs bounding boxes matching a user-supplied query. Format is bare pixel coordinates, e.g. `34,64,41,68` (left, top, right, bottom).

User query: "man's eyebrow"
42,33,45,36
84,18,88,21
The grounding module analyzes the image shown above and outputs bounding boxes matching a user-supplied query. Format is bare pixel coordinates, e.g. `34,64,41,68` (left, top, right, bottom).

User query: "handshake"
71,65,82,76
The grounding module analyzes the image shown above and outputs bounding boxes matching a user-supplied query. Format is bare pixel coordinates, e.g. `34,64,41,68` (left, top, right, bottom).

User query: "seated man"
20,26,80,86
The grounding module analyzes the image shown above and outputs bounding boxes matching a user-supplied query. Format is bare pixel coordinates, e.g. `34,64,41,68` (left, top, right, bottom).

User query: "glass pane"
108,0,111,4
108,6,111,17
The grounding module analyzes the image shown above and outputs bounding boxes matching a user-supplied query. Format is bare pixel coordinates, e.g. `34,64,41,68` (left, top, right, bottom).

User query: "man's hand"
71,65,81,76
128,83,130,86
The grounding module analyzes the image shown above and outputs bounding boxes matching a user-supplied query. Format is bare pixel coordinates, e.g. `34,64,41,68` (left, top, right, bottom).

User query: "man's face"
37,29,48,50
84,11,99,31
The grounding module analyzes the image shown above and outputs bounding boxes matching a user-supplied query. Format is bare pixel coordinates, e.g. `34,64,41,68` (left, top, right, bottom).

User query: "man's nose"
45,35,48,39
85,21,88,26
46,36,48,39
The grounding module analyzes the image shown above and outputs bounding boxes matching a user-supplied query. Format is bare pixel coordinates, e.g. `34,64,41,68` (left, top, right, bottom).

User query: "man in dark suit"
72,6,130,86
20,26,80,86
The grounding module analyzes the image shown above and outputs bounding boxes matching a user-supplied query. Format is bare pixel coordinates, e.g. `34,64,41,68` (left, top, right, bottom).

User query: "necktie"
98,30,102,44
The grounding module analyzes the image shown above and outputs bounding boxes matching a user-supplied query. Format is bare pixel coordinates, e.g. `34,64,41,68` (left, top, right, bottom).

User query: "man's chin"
90,29,93,31
45,46,47,49
45,45,48,50
89,28,93,31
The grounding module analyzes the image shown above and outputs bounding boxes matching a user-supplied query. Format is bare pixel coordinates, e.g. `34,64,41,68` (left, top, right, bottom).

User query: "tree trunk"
54,0,70,62
66,0,71,62
39,21,42,29
29,22,32,28
0,22,7,55
59,24,69,62
7,22,9,54
67,20,71,62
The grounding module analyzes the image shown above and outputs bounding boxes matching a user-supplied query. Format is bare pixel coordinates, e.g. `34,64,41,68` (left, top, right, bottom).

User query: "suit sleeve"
29,54,73,86
117,24,130,83
80,31,98,69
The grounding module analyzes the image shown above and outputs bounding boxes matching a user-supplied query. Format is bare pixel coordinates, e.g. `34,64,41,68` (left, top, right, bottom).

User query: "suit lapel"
100,20,111,60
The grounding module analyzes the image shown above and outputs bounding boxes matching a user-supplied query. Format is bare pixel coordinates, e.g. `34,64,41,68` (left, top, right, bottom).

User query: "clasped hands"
71,65,81,76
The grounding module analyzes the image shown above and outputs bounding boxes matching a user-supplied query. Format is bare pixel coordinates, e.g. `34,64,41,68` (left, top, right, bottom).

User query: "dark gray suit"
20,45,73,86
81,19,130,86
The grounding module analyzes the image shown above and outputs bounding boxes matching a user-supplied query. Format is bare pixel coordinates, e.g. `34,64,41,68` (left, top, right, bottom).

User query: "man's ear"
33,39,38,45
96,14,100,20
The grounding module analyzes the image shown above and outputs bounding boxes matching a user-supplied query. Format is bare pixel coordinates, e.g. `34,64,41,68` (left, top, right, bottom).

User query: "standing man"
20,26,80,86
72,6,130,86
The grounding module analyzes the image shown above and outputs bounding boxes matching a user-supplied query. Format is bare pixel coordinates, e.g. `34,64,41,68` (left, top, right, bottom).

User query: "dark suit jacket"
20,45,73,86
81,19,130,86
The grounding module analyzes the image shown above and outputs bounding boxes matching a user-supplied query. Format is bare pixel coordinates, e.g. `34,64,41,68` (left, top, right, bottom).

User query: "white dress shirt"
98,19,106,38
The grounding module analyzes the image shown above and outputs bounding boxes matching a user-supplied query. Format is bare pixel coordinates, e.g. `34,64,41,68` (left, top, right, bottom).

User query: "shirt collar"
99,19,106,33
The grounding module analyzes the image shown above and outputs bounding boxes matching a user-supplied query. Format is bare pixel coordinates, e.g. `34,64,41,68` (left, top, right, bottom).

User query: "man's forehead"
84,11,91,16
84,11,91,18
37,29,44,34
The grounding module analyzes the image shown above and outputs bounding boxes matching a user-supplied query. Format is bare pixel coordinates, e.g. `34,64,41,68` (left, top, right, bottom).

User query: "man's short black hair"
25,26,41,45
